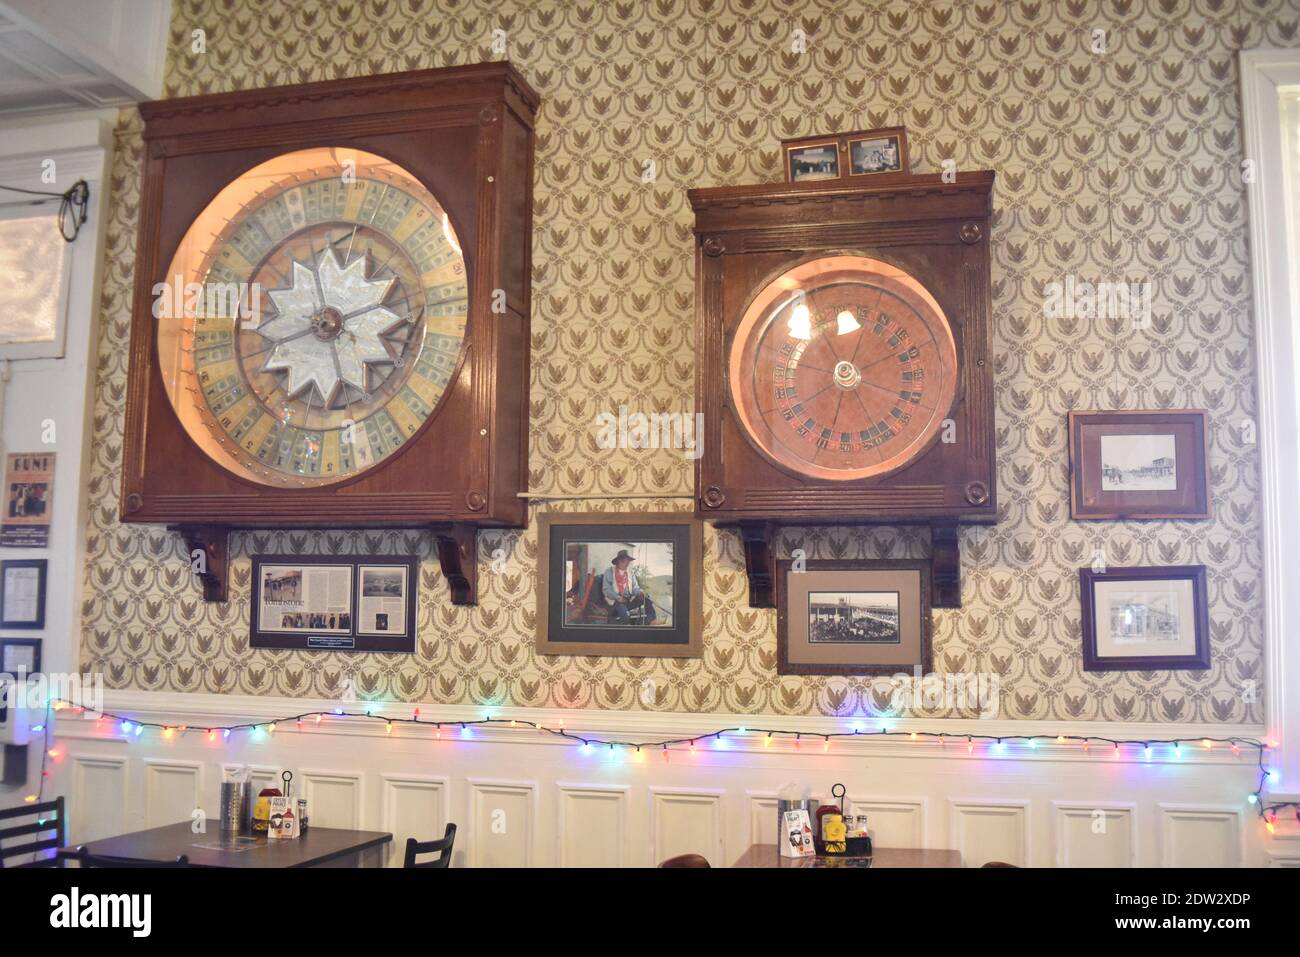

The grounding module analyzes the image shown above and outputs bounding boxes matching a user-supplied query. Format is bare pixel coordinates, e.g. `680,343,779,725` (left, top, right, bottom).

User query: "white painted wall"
44,692,1293,867
0,111,113,798
1242,48,1300,838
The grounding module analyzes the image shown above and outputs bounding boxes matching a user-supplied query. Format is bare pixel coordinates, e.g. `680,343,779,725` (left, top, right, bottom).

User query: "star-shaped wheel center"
255,247,403,404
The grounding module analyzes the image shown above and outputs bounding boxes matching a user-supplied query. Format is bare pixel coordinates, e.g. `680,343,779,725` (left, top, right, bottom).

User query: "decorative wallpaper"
80,0,1300,723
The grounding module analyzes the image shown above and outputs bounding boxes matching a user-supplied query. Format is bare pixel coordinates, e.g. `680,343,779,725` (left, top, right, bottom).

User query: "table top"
733,844,963,868
60,822,392,868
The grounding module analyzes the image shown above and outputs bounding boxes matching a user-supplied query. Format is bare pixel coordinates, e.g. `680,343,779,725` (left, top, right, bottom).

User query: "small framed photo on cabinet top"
784,137,841,183
1079,565,1210,672
1068,410,1210,520
846,127,907,176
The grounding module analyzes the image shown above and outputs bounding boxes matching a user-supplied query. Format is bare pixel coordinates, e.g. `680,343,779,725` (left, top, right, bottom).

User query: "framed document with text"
250,555,417,653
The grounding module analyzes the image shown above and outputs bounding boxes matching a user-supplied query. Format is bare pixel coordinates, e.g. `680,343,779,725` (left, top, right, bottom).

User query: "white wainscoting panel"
142,759,203,829
380,774,449,868
746,792,780,846
849,796,927,848
68,754,127,844
556,784,629,867
300,769,364,830
1159,805,1244,867
950,800,1030,867
1053,802,1136,867
468,779,537,868
651,788,724,866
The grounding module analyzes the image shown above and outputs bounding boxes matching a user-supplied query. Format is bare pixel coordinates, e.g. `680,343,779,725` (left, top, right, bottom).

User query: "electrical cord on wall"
0,179,90,242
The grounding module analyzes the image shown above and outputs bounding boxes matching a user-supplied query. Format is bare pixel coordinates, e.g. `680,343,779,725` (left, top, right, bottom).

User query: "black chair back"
403,823,456,868
0,796,66,868
70,846,191,868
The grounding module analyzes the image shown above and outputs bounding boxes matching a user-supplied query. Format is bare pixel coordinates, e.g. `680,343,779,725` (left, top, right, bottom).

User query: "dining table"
58,822,392,868
732,844,963,868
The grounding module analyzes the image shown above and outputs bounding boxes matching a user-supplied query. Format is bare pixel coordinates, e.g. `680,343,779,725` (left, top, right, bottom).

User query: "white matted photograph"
1099,433,1177,491
1080,566,1209,672
1106,588,1183,644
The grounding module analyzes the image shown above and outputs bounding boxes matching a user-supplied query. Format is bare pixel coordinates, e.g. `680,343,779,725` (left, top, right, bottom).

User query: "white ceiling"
0,0,170,115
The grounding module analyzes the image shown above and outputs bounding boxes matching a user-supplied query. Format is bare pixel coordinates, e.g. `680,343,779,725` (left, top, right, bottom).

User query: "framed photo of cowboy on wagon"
536,512,702,657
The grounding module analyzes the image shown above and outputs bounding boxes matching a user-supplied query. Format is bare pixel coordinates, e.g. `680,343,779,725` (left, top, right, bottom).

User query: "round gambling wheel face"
156,147,467,488
727,255,959,482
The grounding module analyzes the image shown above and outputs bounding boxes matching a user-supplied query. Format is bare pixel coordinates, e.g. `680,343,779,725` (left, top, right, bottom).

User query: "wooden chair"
403,823,456,868
0,796,66,868
69,846,191,868
658,853,711,868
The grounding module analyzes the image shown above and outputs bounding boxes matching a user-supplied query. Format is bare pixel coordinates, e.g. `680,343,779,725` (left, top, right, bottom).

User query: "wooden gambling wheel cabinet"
120,63,539,604
689,170,997,608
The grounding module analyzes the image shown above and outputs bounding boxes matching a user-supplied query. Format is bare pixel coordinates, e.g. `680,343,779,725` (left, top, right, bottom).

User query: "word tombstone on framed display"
2,452,54,548
536,513,702,658
776,559,933,676
1079,565,1210,672
1068,410,1211,520
250,554,417,653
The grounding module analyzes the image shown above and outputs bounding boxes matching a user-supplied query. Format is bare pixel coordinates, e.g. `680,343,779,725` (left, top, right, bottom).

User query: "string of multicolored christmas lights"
31,698,1300,832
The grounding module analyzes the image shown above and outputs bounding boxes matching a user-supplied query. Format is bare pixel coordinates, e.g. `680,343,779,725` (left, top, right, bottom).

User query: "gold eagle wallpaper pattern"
81,0,1298,723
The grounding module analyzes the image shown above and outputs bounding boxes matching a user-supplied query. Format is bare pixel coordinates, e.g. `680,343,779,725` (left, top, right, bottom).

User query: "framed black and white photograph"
1079,565,1210,672
356,563,412,638
1069,410,1211,519
777,560,931,675
0,558,46,629
250,555,416,653
808,590,901,645
783,138,840,182
536,513,702,657
847,127,908,176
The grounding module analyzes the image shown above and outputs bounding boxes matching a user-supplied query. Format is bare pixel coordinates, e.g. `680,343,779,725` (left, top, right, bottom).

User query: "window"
0,206,71,359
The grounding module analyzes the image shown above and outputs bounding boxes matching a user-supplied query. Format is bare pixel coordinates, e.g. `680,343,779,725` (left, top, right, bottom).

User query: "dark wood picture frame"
776,559,932,676
1079,565,1210,672
250,554,418,654
1069,410,1211,520
0,637,42,675
0,559,46,629
781,126,909,184
536,512,703,658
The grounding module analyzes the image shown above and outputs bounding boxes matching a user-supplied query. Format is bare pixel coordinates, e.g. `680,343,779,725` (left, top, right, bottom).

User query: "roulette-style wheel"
728,255,959,483
690,168,996,608
121,63,540,604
